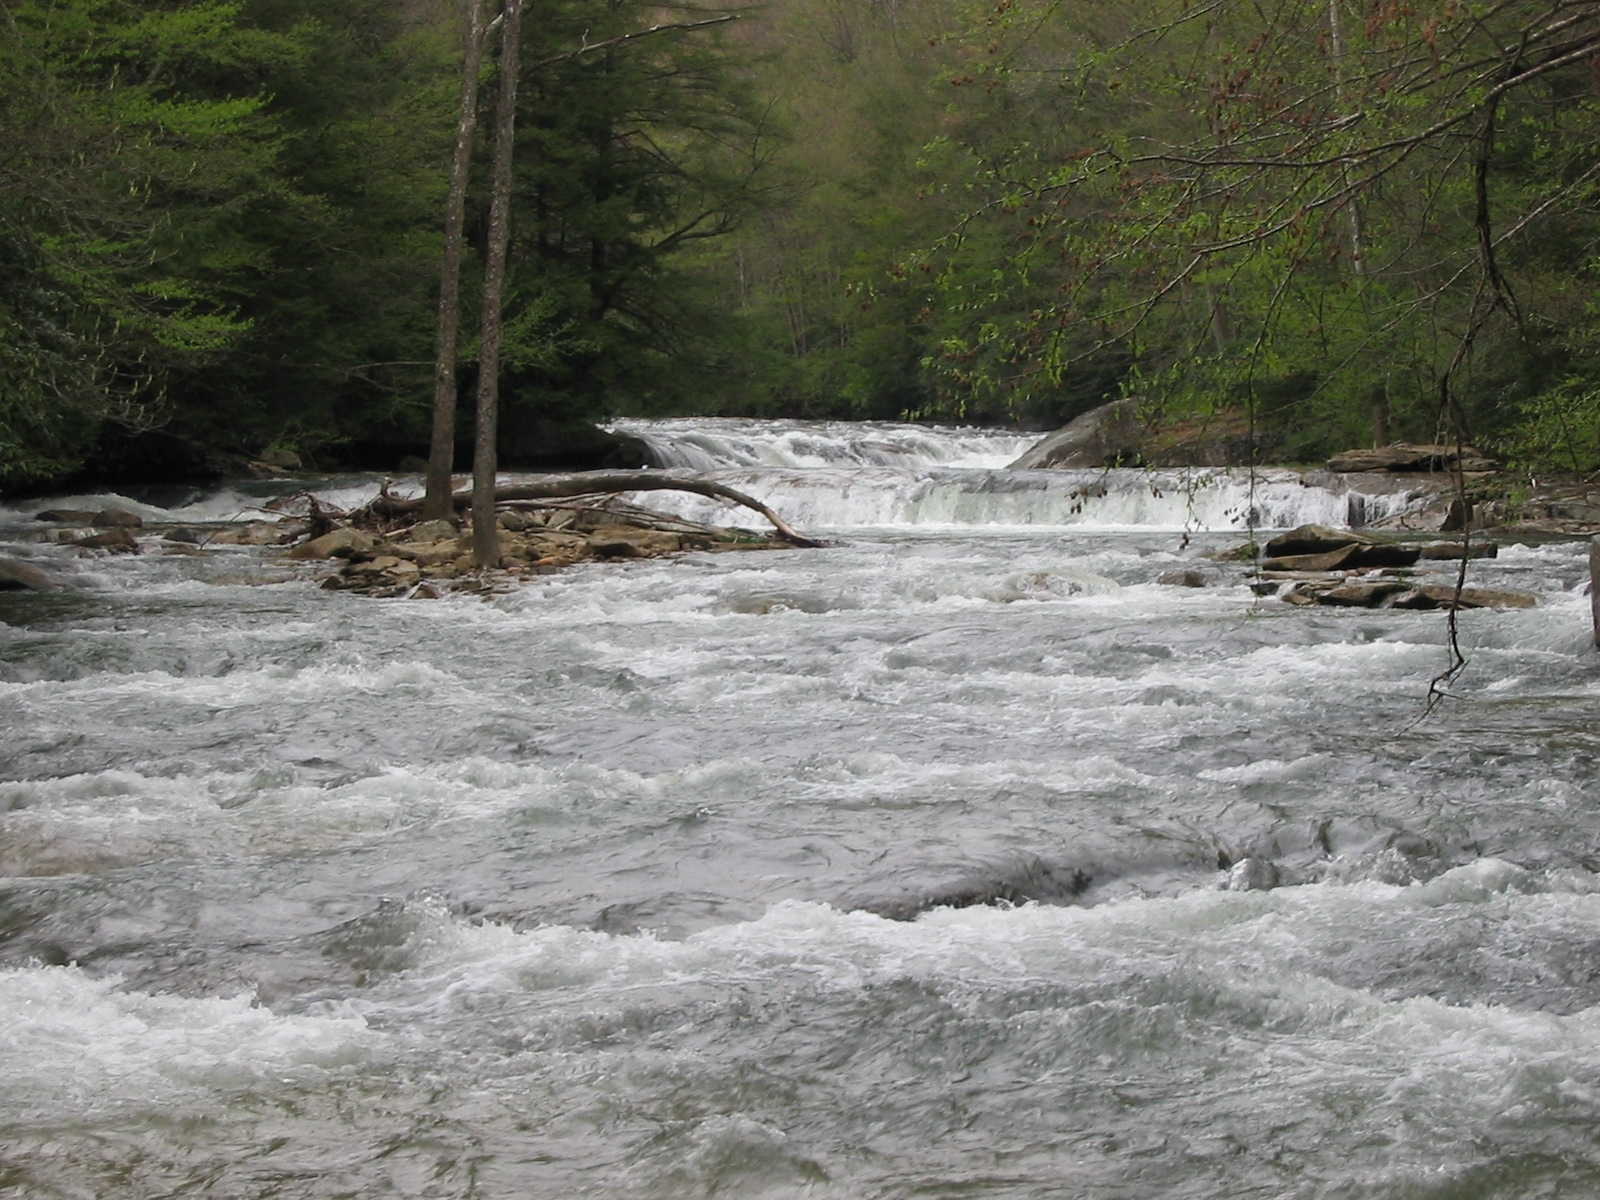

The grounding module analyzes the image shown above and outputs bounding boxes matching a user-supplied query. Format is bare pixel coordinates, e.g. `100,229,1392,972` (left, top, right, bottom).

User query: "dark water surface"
3,421,1599,1198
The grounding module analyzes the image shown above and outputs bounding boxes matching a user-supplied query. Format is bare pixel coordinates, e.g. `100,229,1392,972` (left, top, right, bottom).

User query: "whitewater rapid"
2,418,1599,1198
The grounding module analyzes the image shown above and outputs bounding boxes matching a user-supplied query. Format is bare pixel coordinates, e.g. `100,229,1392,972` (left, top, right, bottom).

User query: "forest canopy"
4,0,1600,489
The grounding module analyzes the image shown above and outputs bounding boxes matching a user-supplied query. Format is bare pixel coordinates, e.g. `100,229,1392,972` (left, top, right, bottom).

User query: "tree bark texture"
424,0,490,522
471,0,522,568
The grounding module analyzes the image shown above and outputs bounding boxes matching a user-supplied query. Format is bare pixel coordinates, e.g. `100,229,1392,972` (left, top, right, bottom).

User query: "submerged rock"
33,509,98,524
1263,524,1378,557
1260,543,1422,571
1156,569,1214,587
404,518,459,543
92,507,144,528
209,520,295,546
72,528,139,553
1221,857,1281,892
288,528,379,560
0,556,69,590
1280,578,1537,610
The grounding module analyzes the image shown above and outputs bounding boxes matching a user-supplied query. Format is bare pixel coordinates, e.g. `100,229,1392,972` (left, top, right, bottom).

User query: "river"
3,418,1599,1198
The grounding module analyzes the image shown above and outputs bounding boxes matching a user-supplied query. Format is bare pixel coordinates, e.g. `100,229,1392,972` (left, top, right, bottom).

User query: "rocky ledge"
1204,523,1540,610
291,499,796,598
6,493,809,598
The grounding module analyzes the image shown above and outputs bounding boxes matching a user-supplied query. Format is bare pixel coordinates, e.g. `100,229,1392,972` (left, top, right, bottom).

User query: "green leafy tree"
496,0,779,421
910,0,1600,459
0,0,297,484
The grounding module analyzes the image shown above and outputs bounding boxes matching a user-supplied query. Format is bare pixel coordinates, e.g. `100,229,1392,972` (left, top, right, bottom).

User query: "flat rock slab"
1261,543,1422,571
33,510,99,524
1263,524,1379,557
73,529,140,553
1417,542,1498,559
1280,578,1537,610
1326,443,1499,473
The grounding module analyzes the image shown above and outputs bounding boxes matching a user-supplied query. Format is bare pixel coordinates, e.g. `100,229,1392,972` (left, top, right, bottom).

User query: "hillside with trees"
5,0,1600,491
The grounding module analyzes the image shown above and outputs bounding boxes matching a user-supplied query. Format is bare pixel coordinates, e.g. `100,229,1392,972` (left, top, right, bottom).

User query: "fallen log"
362,472,825,548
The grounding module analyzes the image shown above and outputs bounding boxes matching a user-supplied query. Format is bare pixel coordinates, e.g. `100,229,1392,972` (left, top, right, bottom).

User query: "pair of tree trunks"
424,0,521,568
422,6,742,566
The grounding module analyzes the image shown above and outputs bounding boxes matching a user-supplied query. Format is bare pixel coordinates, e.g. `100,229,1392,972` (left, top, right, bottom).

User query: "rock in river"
0,556,69,590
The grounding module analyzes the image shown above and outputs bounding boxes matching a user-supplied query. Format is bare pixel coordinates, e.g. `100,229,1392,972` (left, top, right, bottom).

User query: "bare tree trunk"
424,0,490,522
471,0,523,568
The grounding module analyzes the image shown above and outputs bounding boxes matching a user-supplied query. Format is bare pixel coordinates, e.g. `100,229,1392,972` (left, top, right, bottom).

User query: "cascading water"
611,416,1425,530
2,418,1598,1199
608,415,1040,471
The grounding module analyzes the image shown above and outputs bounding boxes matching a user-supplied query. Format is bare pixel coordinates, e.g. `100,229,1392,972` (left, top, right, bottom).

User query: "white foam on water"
1199,754,1339,784
0,656,463,706
0,492,187,524
608,417,1038,471
0,766,446,875
607,465,1426,532
0,964,373,1118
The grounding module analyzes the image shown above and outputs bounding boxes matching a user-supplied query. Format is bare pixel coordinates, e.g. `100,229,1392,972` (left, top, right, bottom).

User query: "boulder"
1262,524,1376,557
92,507,143,528
586,527,682,559
523,532,590,564
1280,578,1537,610
387,540,460,567
1386,589,1440,610
404,519,459,543
1221,858,1281,892
209,521,293,546
1415,583,1537,610
1326,443,1500,473
1315,580,1412,607
73,528,140,553
1260,543,1421,571
1008,398,1144,469
342,555,417,578
34,509,98,524
288,527,379,560
0,557,67,590
1156,569,1214,587
498,509,543,532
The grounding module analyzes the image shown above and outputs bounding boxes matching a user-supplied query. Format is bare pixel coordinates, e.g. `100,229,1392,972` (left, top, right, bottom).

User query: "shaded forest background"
6,0,1600,490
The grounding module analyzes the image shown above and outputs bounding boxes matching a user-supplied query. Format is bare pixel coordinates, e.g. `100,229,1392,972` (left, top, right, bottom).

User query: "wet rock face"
72,529,140,553
1221,857,1280,892
287,528,379,560
1224,524,1536,611
1008,398,1146,470
34,510,99,525
0,557,68,590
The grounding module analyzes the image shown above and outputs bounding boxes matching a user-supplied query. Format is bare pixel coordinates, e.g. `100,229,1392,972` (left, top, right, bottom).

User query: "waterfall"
607,417,1038,471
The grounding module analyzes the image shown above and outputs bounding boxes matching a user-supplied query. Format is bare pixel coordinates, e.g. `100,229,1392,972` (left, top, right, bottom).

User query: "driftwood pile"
278,473,822,597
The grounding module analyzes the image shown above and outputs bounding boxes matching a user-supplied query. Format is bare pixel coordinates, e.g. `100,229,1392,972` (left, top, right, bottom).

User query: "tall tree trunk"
471,0,523,569
424,0,490,523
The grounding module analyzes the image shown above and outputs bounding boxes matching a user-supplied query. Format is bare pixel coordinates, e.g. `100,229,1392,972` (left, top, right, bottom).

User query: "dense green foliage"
5,0,1600,488
713,0,1600,468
